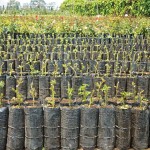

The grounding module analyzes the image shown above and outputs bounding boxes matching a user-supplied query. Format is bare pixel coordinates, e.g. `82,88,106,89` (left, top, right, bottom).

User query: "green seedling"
41,59,48,75
80,62,85,75
73,49,78,59
62,62,71,76
78,84,91,103
0,62,4,76
30,82,37,106
67,82,73,106
52,62,59,77
12,77,23,107
48,79,56,107
105,63,111,76
132,81,136,99
9,62,15,76
70,63,78,76
135,90,146,108
18,64,23,76
89,89,94,107
0,81,4,107
94,61,98,75
120,91,132,108
101,84,111,106
114,81,119,97
96,77,106,101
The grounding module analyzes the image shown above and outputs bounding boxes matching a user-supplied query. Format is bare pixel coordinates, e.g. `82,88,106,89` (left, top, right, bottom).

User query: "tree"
30,0,46,9
7,0,20,10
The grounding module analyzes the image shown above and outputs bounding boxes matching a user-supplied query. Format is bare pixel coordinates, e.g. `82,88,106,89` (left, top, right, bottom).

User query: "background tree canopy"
60,0,150,16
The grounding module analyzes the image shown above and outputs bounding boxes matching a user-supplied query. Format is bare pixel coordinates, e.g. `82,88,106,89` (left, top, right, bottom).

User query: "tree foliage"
60,0,150,16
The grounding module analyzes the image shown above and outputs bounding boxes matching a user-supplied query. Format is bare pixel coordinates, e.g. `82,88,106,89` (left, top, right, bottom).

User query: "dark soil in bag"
116,107,131,150
131,108,149,149
44,107,61,150
16,76,27,100
80,106,98,149
47,60,54,74
82,75,93,92
137,76,149,98
98,61,106,74
97,106,115,150
126,77,137,95
25,106,43,150
6,107,25,150
104,77,115,98
61,76,71,98
72,76,83,99
61,107,80,150
0,107,9,150
6,75,16,99
39,76,49,102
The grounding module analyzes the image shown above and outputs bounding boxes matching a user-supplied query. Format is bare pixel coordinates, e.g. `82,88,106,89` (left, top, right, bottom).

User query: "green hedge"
60,0,150,16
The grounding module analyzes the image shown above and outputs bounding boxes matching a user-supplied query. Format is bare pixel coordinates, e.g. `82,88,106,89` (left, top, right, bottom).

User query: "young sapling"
30,82,37,106
0,62,4,76
96,77,106,101
78,84,91,103
114,81,119,98
48,79,56,107
0,81,4,107
12,78,23,107
89,90,94,107
101,84,111,106
67,82,73,107
120,91,132,108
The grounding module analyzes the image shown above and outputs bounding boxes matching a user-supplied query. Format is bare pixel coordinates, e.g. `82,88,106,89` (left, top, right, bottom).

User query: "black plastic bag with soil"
16,76,27,100
97,106,115,150
82,75,93,92
104,77,115,98
126,77,137,94
44,107,61,150
25,107,43,150
61,76,72,98
6,75,16,99
131,108,149,149
39,76,49,102
97,61,106,74
72,76,83,99
0,107,9,150
47,60,54,74
89,60,96,74
137,76,149,99
27,75,39,100
50,76,61,98
116,107,131,150
22,61,30,73
0,75,6,99
80,106,99,150
61,107,80,150
6,107,25,150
